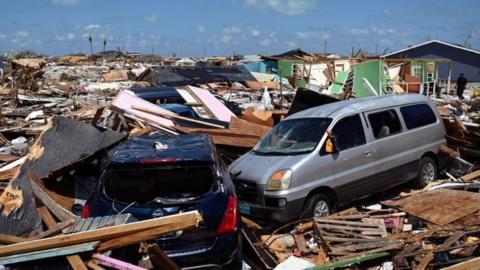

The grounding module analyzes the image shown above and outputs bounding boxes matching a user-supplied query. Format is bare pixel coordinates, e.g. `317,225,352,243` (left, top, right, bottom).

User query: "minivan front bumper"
238,197,304,224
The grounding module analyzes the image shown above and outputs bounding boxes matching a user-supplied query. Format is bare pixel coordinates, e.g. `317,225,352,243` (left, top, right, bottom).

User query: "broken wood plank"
30,219,76,240
36,206,57,229
316,223,384,233
460,170,480,182
66,255,88,270
148,244,180,270
87,260,106,270
417,251,433,270
97,219,199,252
0,233,27,245
92,253,147,270
315,218,381,228
439,232,464,250
0,242,98,265
0,211,202,257
308,252,389,270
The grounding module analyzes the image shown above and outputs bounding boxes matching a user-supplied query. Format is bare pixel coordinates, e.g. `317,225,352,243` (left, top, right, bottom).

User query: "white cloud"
17,31,29,38
260,38,271,46
245,0,317,16
55,32,75,41
197,25,206,33
51,0,81,5
222,35,233,44
224,26,242,34
286,41,297,48
296,31,330,40
0,34,6,40
251,29,260,36
144,14,158,23
85,24,100,31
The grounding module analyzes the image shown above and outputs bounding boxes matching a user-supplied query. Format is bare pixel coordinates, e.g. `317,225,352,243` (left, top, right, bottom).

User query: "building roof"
382,40,480,58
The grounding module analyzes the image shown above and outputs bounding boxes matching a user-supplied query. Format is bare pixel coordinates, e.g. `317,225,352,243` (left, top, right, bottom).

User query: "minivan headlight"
266,169,292,191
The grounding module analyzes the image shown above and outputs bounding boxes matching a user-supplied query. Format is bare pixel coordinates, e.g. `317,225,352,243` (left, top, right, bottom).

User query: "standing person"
456,73,467,100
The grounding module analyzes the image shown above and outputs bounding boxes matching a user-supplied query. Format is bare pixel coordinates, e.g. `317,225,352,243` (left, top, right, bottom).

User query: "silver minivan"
229,94,446,223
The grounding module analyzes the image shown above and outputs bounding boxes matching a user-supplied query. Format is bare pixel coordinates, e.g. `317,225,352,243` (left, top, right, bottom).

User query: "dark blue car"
84,134,241,269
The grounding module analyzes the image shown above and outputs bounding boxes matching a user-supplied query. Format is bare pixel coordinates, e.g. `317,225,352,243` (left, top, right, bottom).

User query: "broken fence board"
0,242,98,265
93,253,147,270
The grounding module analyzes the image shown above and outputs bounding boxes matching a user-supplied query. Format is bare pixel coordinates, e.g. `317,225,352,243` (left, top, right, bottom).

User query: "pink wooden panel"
110,91,174,127
187,86,236,122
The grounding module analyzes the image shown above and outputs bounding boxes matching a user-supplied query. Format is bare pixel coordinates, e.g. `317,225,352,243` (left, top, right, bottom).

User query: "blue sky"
1,0,479,56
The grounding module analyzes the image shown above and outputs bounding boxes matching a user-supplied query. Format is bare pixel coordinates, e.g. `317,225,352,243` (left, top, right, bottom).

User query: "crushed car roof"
109,134,215,165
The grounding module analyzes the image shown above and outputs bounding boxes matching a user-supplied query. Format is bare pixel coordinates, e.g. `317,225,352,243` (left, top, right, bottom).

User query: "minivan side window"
332,114,366,151
368,109,402,139
400,104,437,130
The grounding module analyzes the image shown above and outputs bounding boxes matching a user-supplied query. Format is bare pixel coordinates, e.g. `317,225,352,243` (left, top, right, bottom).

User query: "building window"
411,66,422,77
292,64,304,78
335,64,345,72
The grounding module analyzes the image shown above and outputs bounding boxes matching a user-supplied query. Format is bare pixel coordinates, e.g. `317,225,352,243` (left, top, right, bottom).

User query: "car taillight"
216,195,238,235
82,202,91,218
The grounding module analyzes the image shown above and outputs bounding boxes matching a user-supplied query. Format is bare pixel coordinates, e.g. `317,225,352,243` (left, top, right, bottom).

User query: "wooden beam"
148,244,180,270
30,219,76,240
0,242,98,265
36,206,57,229
0,211,202,257
441,257,480,270
92,253,146,270
0,233,27,245
66,255,89,270
30,173,78,222
97,221,198,252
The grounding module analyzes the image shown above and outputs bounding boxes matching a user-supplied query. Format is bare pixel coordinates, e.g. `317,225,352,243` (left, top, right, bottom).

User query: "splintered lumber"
0,233,27,245
0,211,202,257
30,219,75,240
92,253,147,270
460,170,480,182
148,244,180,270
382,189,480,225
0,242,98,265
0,116,126,235
37,203,86,270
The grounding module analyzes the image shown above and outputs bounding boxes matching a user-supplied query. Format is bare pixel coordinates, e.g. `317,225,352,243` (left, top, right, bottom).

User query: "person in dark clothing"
456,73,467,100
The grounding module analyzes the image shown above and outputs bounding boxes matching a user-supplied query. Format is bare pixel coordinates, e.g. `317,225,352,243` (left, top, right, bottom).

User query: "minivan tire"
415,156,438,188
301,193,332,219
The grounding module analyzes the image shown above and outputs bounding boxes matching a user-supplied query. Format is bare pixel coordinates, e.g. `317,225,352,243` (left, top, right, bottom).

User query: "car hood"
229,151,309,184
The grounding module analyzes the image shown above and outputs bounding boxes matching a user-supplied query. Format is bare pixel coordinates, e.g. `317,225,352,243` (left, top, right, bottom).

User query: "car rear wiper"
151,196,199,206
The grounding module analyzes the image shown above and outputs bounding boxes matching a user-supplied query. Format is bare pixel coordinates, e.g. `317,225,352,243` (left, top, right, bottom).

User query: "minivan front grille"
232,178,258,203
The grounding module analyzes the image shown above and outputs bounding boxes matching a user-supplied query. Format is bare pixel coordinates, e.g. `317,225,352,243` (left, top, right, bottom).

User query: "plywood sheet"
109,91,174,127
186,86,236,122
382,189,480,225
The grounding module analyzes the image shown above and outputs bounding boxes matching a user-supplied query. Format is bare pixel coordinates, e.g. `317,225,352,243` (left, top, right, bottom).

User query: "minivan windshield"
253,118,332,155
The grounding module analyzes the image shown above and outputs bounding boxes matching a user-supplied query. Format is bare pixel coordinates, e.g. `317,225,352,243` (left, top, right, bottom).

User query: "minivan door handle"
364,151,373,157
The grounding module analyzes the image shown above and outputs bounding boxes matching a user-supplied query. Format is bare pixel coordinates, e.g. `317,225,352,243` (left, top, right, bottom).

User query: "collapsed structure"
0,40,479,269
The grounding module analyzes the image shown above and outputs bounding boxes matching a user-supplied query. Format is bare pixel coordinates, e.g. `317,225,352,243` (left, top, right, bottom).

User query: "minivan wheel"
301,194,332,219
415,157,438,188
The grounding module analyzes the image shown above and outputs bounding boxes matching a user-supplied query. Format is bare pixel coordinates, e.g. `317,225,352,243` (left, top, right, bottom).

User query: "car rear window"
104,165,215,204
400,104,437,130
367,109,402,139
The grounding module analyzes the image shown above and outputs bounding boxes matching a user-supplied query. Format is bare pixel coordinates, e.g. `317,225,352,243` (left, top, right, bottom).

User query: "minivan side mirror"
324,135,338,154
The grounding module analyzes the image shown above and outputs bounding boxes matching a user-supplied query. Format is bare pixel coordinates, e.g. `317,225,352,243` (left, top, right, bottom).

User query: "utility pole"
204,46,207,57
324,39,327,55
88,35,94,56
375,42,378,56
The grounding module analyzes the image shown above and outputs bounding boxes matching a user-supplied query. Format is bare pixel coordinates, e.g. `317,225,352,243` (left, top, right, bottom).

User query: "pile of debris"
244,178,480,269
